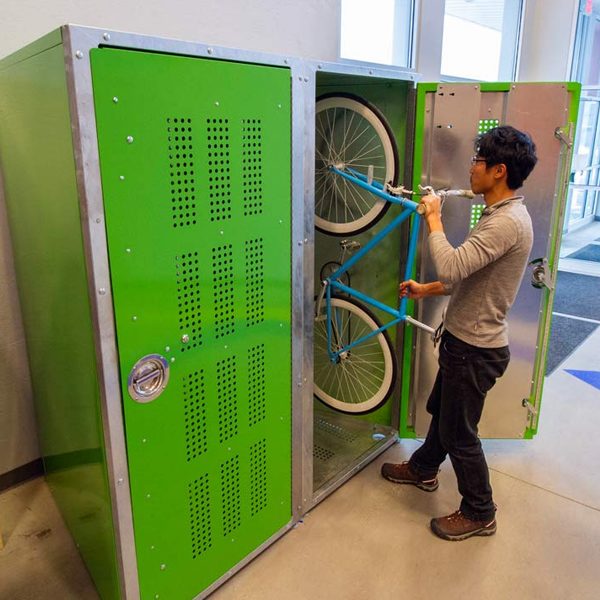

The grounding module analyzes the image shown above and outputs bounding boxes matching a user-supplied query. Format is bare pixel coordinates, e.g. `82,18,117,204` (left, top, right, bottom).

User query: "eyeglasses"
470,155,487,165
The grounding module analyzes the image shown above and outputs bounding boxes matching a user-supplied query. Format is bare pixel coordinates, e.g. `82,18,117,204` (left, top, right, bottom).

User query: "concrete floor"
2,224,600,600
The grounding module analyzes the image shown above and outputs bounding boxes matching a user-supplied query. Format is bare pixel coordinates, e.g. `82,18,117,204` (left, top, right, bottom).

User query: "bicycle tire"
315,92,399,236
313,295,397,414
319,261,351,288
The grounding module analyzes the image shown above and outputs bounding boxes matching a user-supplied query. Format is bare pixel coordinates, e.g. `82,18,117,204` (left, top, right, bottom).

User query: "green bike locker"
0,26,304,600
0,24,579,600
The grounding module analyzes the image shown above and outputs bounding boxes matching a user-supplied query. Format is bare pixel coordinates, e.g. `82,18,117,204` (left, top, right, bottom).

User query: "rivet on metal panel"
165,346,170,352
103,33,111,41
303,77,309,82
512,85,516,89
297,381,302,387
298,76,303,81
224,345,228,350
160,564,166,571
117,478,124,485
112,97,119,103
142,438,147,443
181,334,190,344
297,241,303,246
220,230,224,235
369,70,373,75
146,494,151,499
279,219,283,223
126,135,134,144
231,538,235,542
304,238,308,243
132,316,137,321
119,175,125,181
227,447,231,451
279,323,283,327
99,288,106,295
95,218,101,223
215,101,220,106
278,104,282,109
207,47,214,55
284,59,289,65
150,545,155,550
170,357,175,363
75,51,83,59
155,595,160,599
126,248,131,253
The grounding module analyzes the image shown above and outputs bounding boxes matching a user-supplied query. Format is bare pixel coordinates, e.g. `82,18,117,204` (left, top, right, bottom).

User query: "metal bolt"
279,323,283,328
112,97,119,103
298,76,303,81
317,64,322,69
103,32,111,41
150,545,155,550
165,346,170,352
132,316,137,321
142,438,147,443
279,219,283,224
284,59,289,65
119,175,125,181
75,51,83,59
297,241,303,246
297,382,302,387
126,248,131,253
181,334,190,344
99,288,106,295
220,230,224,235
146,493,151,499
126,135,134,144
215,101,220,107
207,47,214,55
96,218,101,223
369,70,373,75
117,478,124,485
160,564,166,571
170,357,175,363
303,77,309,82
278,104,282,109
304,238,308,243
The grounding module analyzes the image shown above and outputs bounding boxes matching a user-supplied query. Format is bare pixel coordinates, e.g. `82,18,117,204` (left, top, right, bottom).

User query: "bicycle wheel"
314,296,397,414
315,92,399,236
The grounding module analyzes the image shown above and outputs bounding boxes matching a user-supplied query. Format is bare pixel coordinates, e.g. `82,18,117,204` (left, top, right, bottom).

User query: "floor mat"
546,315,598,375
552,271,600,321
566,243,600,261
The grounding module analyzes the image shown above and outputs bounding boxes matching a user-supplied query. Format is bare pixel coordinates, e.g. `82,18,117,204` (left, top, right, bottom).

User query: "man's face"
469,156,496,195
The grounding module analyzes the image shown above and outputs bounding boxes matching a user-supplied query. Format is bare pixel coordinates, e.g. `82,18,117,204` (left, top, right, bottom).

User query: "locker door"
405,82,578,439
91,48,291,599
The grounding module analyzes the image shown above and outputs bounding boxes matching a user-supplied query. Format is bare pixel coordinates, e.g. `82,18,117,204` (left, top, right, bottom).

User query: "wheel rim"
315,96,395,235
314,297,394,413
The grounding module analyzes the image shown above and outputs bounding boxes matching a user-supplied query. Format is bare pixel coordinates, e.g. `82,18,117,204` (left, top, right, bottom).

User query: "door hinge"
529,257,554,291
522,398,538,416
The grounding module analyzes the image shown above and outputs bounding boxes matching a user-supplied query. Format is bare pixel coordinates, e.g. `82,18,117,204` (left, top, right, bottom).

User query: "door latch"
529,257,554,291
128,354,170,403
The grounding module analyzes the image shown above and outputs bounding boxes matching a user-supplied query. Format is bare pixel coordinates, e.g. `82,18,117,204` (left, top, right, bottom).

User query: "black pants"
409,331,510,521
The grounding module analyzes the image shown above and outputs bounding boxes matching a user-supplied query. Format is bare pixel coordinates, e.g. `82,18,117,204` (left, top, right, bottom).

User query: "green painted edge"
523,81,582,439
479,82,512,92
398,82,436,438
0,28,62,71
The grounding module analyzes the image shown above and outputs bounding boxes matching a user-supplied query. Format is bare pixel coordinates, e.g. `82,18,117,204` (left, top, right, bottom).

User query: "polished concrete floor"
2,225,600,600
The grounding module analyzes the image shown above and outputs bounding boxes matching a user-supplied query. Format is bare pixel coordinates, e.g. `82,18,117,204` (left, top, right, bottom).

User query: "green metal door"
91,48,292,599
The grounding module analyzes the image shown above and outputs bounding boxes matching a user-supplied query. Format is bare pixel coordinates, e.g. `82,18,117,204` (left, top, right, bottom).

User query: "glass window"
441,0,523,81
340,0,414,68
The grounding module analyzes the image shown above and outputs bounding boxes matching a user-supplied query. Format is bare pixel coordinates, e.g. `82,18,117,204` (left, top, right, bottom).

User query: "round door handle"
128,354,170,403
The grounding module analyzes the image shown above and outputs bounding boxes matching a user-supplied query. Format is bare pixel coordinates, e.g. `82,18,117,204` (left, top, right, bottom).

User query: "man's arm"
399,279,451,299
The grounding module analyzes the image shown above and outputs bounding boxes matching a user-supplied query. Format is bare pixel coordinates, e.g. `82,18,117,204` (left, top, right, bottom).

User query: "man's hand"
420,193,444,233
399,279,448,299
399,279,428,299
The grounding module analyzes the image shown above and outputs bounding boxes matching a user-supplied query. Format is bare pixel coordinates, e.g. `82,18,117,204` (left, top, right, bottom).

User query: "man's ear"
493,163,507,180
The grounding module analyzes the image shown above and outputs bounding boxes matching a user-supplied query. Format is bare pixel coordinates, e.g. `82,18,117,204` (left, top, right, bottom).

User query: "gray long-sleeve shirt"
428,196,533,348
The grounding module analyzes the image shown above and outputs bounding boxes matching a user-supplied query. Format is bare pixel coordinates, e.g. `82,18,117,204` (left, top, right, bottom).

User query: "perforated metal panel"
91,48,291,600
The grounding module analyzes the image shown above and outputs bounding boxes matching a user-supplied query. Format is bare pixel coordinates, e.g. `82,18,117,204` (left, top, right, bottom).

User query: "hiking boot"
380,461,439,492
430,510,497,541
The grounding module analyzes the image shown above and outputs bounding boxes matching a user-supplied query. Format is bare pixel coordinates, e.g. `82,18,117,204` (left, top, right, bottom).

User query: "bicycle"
314,93,473,414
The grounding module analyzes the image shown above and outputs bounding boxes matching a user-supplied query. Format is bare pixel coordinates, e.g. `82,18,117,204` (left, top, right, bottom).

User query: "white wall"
0,0,341,61
0,0,341,478
518,0,580,81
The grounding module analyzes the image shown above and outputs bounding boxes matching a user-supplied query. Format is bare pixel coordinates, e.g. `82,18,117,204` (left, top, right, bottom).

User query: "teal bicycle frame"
321,166,433,364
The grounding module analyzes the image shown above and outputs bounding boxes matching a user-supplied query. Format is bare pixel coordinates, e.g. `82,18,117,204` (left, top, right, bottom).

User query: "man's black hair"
476,126,538,190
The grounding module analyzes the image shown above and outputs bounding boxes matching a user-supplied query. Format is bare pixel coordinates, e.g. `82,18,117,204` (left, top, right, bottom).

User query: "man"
381,126,538,541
